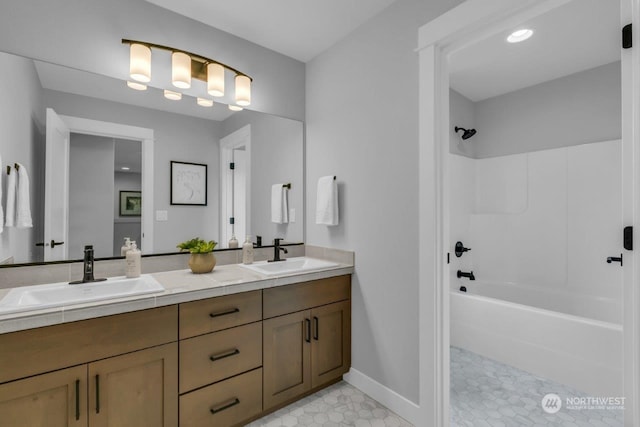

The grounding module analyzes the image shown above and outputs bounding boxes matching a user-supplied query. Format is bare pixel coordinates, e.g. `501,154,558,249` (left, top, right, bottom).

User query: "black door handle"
51,240,65,248
606,254,623,266
305,318,311,343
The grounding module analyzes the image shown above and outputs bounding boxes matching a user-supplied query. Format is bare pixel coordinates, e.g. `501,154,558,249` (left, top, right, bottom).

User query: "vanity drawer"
263,275,351,319
180,367,262,427
179,321,262,393
179,290,262,339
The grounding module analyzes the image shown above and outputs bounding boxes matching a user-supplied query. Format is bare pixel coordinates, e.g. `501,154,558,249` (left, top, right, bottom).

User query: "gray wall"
69,134,115,259
43,90,221,254
450,89,476,158
306,0,462,403
0,0,305,121
222,111,304,244
114,172,141,256
0,52,45,264
473,61,621,158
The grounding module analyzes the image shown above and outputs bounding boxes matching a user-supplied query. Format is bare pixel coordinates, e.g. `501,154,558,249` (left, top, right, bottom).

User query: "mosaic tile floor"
451,346,625,427
247,381,413,427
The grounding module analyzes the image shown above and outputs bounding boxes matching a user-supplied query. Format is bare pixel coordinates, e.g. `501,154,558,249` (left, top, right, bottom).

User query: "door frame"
417,0,639,426
59,115,155,254
219,124,251,247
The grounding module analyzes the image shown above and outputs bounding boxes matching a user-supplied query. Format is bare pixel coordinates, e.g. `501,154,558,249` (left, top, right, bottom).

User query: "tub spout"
457,270,475,281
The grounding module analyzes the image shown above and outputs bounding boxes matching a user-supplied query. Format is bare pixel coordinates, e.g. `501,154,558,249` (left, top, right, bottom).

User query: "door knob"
606,254,623,266
50,240,65,248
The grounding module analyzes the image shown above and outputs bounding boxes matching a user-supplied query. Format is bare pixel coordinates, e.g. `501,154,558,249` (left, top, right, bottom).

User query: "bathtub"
450,281,623,397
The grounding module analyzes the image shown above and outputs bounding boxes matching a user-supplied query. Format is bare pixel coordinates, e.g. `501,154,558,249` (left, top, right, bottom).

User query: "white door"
233,149,247,241
44,108,70,261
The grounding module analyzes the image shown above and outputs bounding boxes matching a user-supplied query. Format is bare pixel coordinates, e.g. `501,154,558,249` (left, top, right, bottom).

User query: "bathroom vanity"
0,260,352,427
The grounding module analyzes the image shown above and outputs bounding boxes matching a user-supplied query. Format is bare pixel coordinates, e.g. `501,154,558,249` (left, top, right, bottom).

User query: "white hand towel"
15,163,32,229
316,176,338,226
4,165,16,228
271,184,289,224
0,155,4,234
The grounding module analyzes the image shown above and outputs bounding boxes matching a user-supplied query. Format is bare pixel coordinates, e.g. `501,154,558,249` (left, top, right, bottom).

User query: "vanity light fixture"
228,105,243,111
164,89,182,101
507,29,533,43
126,81,147,91
197,97,214,107
123,39,252,106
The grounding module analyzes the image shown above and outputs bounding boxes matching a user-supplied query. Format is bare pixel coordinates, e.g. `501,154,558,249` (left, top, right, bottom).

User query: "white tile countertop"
0,257,353,335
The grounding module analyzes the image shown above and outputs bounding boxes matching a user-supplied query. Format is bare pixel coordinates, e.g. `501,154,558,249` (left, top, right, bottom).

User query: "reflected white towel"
4,165,15,228
0,155,3,233
15,163,32,229
316,176,338,226
271,184,289,224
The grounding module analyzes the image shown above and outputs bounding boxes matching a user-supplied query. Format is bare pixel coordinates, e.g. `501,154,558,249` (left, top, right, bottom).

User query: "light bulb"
235,75,251,107
207,63,225,97
172,51,191,89
129,43,151,83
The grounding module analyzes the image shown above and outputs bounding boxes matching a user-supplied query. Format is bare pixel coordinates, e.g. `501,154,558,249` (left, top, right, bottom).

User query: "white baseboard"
344,368,420,425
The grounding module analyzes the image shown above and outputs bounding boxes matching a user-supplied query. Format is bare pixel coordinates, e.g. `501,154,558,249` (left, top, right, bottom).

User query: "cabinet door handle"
210,348,240,362
95,374,100,414
210,398,240,414
75,379,80,421
305,318,311,343
313,316,319,341
209,307,239,318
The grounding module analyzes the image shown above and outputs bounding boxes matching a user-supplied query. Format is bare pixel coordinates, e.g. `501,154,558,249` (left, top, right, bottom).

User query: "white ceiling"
449,0,620,102
144,0,400,62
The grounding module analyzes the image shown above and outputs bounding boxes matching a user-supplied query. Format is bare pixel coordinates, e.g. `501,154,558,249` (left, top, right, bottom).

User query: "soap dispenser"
228,235,239,249
126,241,141,278
120,237,132,256
242,235,254,264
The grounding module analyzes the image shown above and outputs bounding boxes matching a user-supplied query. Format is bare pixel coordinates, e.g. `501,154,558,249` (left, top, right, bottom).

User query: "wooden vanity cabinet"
0,306,178,427
263,275,351,410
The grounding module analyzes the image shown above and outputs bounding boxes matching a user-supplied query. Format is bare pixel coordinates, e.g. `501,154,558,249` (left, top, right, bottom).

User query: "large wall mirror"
0,51,303,265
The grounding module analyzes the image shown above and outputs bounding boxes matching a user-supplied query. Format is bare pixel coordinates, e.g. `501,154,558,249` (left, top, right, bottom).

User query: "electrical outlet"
155,210,168,221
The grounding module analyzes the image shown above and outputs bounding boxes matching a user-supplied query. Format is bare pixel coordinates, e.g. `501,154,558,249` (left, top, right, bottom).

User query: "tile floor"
450,346,624,427
247,381,413,427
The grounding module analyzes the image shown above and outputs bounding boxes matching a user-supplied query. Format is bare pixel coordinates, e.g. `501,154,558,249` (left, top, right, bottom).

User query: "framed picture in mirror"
170,161,207,206
120,191,142,216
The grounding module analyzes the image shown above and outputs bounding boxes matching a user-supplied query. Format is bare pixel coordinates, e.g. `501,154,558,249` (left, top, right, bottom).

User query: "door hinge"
624,226,633,250
229,217,235,225
623,24,632,49
229,162,235,170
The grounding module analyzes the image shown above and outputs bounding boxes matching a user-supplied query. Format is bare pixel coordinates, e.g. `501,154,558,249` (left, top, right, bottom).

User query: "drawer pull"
95,374,100,414
209,308,240,318
209,348,240,362
305,318,311,343
210,397,240,414
313,316,319,341
75,379,80,421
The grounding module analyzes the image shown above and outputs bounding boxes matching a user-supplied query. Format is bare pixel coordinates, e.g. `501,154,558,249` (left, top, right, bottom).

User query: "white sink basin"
0,275,165,315
239,257,339,276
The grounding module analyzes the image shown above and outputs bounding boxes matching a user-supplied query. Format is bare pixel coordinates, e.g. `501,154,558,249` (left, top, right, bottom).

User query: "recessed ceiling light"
121,167,130,171
507,29,533,43
228,105,243,111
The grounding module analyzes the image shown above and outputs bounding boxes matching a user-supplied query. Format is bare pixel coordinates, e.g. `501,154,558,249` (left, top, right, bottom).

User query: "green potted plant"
177,237,218,274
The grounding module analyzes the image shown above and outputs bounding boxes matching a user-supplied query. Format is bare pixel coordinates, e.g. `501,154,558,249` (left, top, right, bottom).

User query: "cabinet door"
88,343,178,427
263,310,311,410
0,365,87,427
311,300,351,388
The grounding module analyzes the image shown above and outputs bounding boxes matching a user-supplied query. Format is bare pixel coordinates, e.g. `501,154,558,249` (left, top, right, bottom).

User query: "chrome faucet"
268,238,288,263
70,245,106,284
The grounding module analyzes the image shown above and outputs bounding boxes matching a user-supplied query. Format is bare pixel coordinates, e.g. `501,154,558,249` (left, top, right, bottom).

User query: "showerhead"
455,126,477,140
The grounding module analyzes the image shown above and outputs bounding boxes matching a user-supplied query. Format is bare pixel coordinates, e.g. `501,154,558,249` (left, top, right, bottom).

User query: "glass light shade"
197,97,214,107
172,52,191,89
130,44,151,83
228,104,243,111
235,75,251,106
164,90,182,101
127,81,147,91
207,63,225,97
